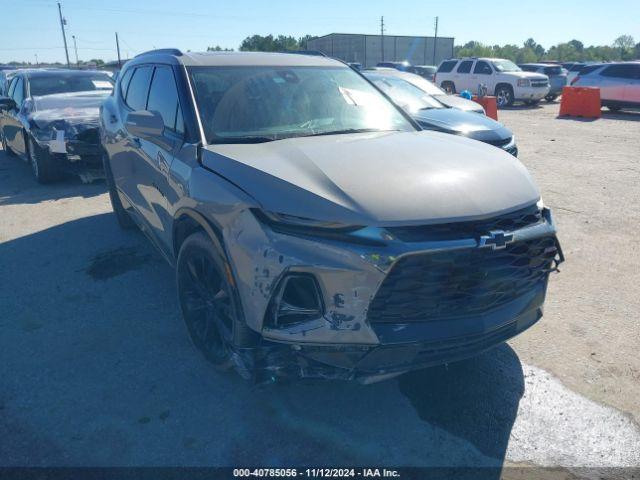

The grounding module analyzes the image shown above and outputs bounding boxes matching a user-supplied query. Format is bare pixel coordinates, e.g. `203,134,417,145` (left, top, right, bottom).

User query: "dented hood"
201,130,539,226
30,91,108,129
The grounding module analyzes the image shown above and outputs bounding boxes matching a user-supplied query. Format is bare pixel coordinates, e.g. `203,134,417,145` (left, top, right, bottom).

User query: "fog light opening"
269,274,323,328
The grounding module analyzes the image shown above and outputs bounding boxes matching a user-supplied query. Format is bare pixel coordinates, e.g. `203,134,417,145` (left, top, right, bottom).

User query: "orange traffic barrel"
559,87,601,119
472,96,498,121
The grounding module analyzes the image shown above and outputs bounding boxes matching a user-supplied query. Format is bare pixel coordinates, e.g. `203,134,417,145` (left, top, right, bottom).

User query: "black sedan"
364,71,517,156
0,69,113,183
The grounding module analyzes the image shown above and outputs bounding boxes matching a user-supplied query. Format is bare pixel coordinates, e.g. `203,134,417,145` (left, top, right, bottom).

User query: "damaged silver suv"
100,49,563,383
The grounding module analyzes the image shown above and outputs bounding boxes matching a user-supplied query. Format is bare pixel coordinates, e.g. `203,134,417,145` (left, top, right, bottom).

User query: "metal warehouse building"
307,33,454,67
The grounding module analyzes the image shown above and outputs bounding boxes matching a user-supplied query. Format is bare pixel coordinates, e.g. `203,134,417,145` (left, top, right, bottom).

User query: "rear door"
453,60,474,92
595,64,631,101
114,65,154,225
5,76,26,156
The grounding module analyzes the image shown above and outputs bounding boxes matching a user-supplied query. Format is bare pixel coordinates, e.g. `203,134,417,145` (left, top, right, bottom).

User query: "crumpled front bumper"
221,207,563,383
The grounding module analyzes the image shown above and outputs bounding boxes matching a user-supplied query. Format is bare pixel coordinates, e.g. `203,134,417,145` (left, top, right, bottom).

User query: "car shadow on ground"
0,212,524,472
0,149,106,206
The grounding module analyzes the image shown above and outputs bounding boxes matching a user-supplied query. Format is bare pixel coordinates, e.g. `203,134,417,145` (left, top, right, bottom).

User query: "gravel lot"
1,103,639,472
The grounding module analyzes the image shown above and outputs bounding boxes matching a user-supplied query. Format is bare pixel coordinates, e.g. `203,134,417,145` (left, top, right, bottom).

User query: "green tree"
613,35,635,60
207,45,234,51
239,34,302,52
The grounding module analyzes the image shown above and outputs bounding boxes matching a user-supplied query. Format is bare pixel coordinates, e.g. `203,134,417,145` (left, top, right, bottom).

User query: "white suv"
435,58,550,107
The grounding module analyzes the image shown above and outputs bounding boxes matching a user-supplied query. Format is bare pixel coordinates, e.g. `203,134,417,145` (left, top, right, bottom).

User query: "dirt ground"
1,102,639,471
499,104,640,423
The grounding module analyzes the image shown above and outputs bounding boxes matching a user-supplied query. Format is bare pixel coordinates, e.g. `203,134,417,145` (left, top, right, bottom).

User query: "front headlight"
255,209,359,231
252,209,388,245
536,197,545,210
517,79,531,87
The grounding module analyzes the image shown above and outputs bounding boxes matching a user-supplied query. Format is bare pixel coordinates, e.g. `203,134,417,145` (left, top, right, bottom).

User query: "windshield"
366,74,445,113
491,60,522,73
393,72,443,95
29,73,114,97
188,66,414,143
33,91,110,111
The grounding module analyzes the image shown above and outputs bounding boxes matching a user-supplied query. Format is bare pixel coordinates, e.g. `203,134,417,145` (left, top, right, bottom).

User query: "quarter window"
457,61,473,74
147,66,181,133
12,77,24,107
7,77,17,98
125,66,152,110
118,68,134,101
437,60,457,73
473,61,492,74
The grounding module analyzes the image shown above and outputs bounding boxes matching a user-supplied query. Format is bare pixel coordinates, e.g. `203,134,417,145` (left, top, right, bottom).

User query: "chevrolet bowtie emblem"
478,230,514,250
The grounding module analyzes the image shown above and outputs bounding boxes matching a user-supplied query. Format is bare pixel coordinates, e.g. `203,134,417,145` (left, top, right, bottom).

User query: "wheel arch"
172,208,226,265
495,82,514,94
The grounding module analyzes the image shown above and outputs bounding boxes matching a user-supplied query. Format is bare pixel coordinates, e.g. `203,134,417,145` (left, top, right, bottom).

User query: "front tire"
28,136,59,184
177,232,254,369
103,150,135,229
441,81,456,94
495,85,514,107
545,94,557,102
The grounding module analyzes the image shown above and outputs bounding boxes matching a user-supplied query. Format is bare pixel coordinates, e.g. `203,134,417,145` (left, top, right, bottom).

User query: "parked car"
347,62,362,71
101,49,562,383
364,71,517,156
435,58,550,107
0,69,114,183
518,63,567,102
412,65,437,82
572,62,640,111
365,67,485,114
377,60,413,71
563,62,586,84
0,68,17,96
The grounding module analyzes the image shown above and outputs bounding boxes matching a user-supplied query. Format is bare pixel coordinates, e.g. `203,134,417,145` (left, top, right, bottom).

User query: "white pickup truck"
435,57,550,107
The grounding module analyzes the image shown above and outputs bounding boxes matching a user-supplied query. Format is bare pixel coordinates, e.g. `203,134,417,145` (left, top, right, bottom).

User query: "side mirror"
0,97,17,111
125,110,164,139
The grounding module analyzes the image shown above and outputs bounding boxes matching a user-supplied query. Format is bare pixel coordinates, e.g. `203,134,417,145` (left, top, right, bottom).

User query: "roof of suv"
132,49,344,68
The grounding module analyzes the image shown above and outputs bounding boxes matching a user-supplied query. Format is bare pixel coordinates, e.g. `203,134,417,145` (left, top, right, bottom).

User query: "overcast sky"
1,0,638,64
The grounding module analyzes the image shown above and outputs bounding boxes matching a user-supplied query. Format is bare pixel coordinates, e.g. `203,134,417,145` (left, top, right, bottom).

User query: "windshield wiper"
209,135,279,144
300,128,396,138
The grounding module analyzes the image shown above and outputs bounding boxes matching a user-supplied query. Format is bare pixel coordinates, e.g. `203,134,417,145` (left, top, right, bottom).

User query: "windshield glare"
29,74,114,97
367,75,444,113
394,72,443,95
188,66,414,142
491,60,522,73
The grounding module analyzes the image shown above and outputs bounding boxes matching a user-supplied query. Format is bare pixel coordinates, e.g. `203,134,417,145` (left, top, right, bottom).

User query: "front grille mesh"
386,204,542,242
367,236,558,324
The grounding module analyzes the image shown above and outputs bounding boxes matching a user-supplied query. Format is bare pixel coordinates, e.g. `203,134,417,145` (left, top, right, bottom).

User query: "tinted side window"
125,66,152,110
437,60,457,73
600,64,636,79
7,77,17,98
119,68,134,100
474,61,492,74
580,65,603,76
147,66,180,132
457,61,473,74
12,77,24,106
175,104,184,135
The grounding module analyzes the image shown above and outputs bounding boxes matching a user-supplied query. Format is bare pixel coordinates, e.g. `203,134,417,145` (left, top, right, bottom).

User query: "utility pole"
432,16,439,64
34,54,39,67
57,2,70,68
72,35,79,68
115,32,122,69
380,16,385,62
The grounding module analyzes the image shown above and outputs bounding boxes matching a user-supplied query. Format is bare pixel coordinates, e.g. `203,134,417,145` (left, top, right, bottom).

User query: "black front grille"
367,236,558,324
386,204,542,242
483,137,512,148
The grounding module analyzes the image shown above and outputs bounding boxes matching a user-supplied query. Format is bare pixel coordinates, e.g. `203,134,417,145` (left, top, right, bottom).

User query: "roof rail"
135,48,183,58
